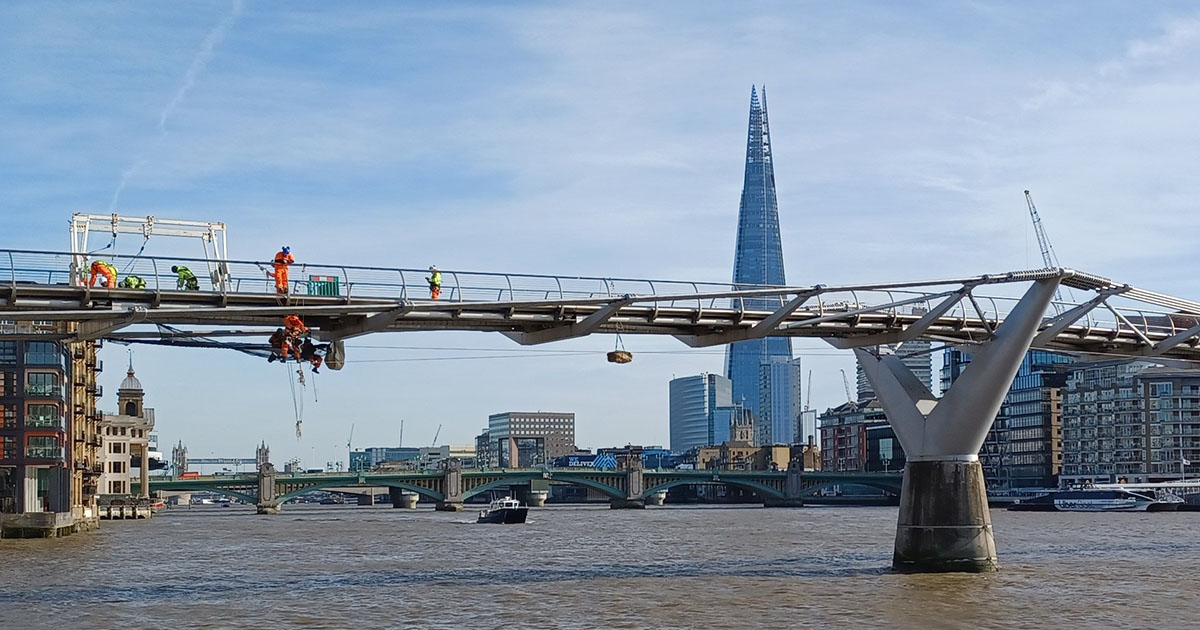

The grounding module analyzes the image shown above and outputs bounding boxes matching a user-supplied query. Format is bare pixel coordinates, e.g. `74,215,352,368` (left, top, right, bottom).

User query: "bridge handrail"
8,248,1200,352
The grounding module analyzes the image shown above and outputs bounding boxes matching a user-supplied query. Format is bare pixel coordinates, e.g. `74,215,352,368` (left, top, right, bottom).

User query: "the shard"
724,86,797,444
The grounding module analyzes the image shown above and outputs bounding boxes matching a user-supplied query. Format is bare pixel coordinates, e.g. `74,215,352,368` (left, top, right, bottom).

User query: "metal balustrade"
3,248,1200,362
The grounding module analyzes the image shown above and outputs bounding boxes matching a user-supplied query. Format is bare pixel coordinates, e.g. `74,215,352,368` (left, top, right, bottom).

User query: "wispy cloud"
106,0,244,212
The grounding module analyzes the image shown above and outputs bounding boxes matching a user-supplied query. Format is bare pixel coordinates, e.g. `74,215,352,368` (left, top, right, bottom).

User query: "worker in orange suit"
88,260,117,288
281,315,308,360
271,246,294,294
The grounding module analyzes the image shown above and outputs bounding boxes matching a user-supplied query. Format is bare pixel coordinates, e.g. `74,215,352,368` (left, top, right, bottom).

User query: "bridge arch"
462,473,627,501
164,485,259,505
799,479,901,498
276,480,444,505
643,477,785,500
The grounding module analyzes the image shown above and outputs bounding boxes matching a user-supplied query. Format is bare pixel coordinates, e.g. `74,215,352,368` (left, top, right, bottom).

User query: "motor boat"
477,497,529,524
1008,487,1183,512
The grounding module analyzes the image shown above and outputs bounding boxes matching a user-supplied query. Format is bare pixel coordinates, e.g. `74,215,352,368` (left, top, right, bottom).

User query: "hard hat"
428,265,437,271
171,265,179,273
282,246,290,254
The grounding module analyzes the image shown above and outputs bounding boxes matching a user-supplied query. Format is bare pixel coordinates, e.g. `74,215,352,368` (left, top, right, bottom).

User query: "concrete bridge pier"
853,277,1060,573
435,462,464,512
357,493,375,506
387,488,420,509
256,462,280,515
644,490,667,506
763,468,805,507
610,457,645,509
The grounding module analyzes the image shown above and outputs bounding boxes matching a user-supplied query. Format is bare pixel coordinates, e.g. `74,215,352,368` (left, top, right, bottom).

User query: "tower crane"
1025,189,1068,310
431,424,442,446
840,369,854,404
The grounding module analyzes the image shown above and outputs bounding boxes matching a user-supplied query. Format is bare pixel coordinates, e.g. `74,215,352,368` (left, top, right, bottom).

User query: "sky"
4,1,1200,469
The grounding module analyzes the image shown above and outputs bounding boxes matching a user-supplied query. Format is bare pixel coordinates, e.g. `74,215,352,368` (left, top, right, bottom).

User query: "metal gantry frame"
68,213,230,290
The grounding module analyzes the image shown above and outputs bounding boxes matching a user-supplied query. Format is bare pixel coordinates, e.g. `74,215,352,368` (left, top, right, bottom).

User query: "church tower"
117,354,145,418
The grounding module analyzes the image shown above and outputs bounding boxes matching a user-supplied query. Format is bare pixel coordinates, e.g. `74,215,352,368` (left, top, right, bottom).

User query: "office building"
487,412,576,467
0,328,102,536
757,357,801,446
818,398,890,472
941,348,1072,489
1060,360,1200,486
725,86,795,423
669,373,732,453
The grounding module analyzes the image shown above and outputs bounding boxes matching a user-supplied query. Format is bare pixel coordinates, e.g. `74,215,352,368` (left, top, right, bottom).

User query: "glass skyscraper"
669,373,732,454
725,85,794,433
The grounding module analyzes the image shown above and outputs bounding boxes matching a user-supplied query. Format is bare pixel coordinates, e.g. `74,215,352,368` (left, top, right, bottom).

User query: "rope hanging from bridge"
287,366,304,439
120,236,150,274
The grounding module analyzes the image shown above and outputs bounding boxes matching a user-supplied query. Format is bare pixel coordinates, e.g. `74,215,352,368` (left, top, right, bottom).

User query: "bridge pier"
854,277,1060,573
388,488,420,509
644,490,667,506
357,493,375,506
763,467,805,507
436,461,464,512
256,462,280,515
610,457,645,509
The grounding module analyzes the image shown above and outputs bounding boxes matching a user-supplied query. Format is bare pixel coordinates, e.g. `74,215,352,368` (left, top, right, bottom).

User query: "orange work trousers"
89,269,116,288
274,264,289,294
430,286,441,300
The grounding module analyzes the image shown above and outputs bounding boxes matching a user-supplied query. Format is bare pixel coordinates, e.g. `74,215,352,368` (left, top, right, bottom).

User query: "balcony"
24,385,64,399
25,446,65,460
25,415,65,431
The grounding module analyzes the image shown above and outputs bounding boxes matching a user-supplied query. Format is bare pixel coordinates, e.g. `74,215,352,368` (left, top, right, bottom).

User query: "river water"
1,504,1196,629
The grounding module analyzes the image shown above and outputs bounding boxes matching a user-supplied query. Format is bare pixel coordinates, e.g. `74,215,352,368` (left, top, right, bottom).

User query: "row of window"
0,435,63,460
0,403,65,429
0,342,66,367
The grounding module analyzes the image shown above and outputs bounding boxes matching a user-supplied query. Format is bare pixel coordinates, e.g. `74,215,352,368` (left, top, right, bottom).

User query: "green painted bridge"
138,466,902,513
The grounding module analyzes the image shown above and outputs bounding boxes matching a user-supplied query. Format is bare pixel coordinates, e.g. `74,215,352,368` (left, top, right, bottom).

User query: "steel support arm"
502,296,635,346
863,278,1061,460
827,287,973,350
1147,322,1200,356
74,308,148,341
323,302,413,340
673,291,817,348
1031,288,1124,346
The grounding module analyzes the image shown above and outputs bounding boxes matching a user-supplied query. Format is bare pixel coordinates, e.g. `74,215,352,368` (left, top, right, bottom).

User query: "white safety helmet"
429,265,438,271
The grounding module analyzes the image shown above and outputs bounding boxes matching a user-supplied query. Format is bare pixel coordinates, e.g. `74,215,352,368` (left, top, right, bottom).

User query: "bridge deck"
3,249,1200,362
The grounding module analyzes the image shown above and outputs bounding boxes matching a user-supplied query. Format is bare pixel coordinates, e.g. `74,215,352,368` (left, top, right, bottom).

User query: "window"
25,373,61,398
0,436,13,460
108,480,125,494
0,342,14,364
109,442,125,454
25,436,62,460
24,342,60,366
110,461,125,474
25,404,62,429
1151,382,1174,397
1,405,13,428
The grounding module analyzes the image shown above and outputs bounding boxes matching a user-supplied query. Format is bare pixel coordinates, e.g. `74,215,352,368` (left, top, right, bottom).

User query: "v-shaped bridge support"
856,277,1061,573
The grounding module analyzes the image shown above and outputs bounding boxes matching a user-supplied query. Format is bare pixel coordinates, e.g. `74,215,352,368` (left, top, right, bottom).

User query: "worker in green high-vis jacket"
171,265,199,291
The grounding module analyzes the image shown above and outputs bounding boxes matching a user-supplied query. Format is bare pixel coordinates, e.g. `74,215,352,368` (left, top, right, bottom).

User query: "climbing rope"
120,236,150,273
287,365,304,438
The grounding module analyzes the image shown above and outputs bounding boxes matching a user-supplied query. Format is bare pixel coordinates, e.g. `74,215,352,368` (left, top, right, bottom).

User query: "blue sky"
4,2,1200,468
